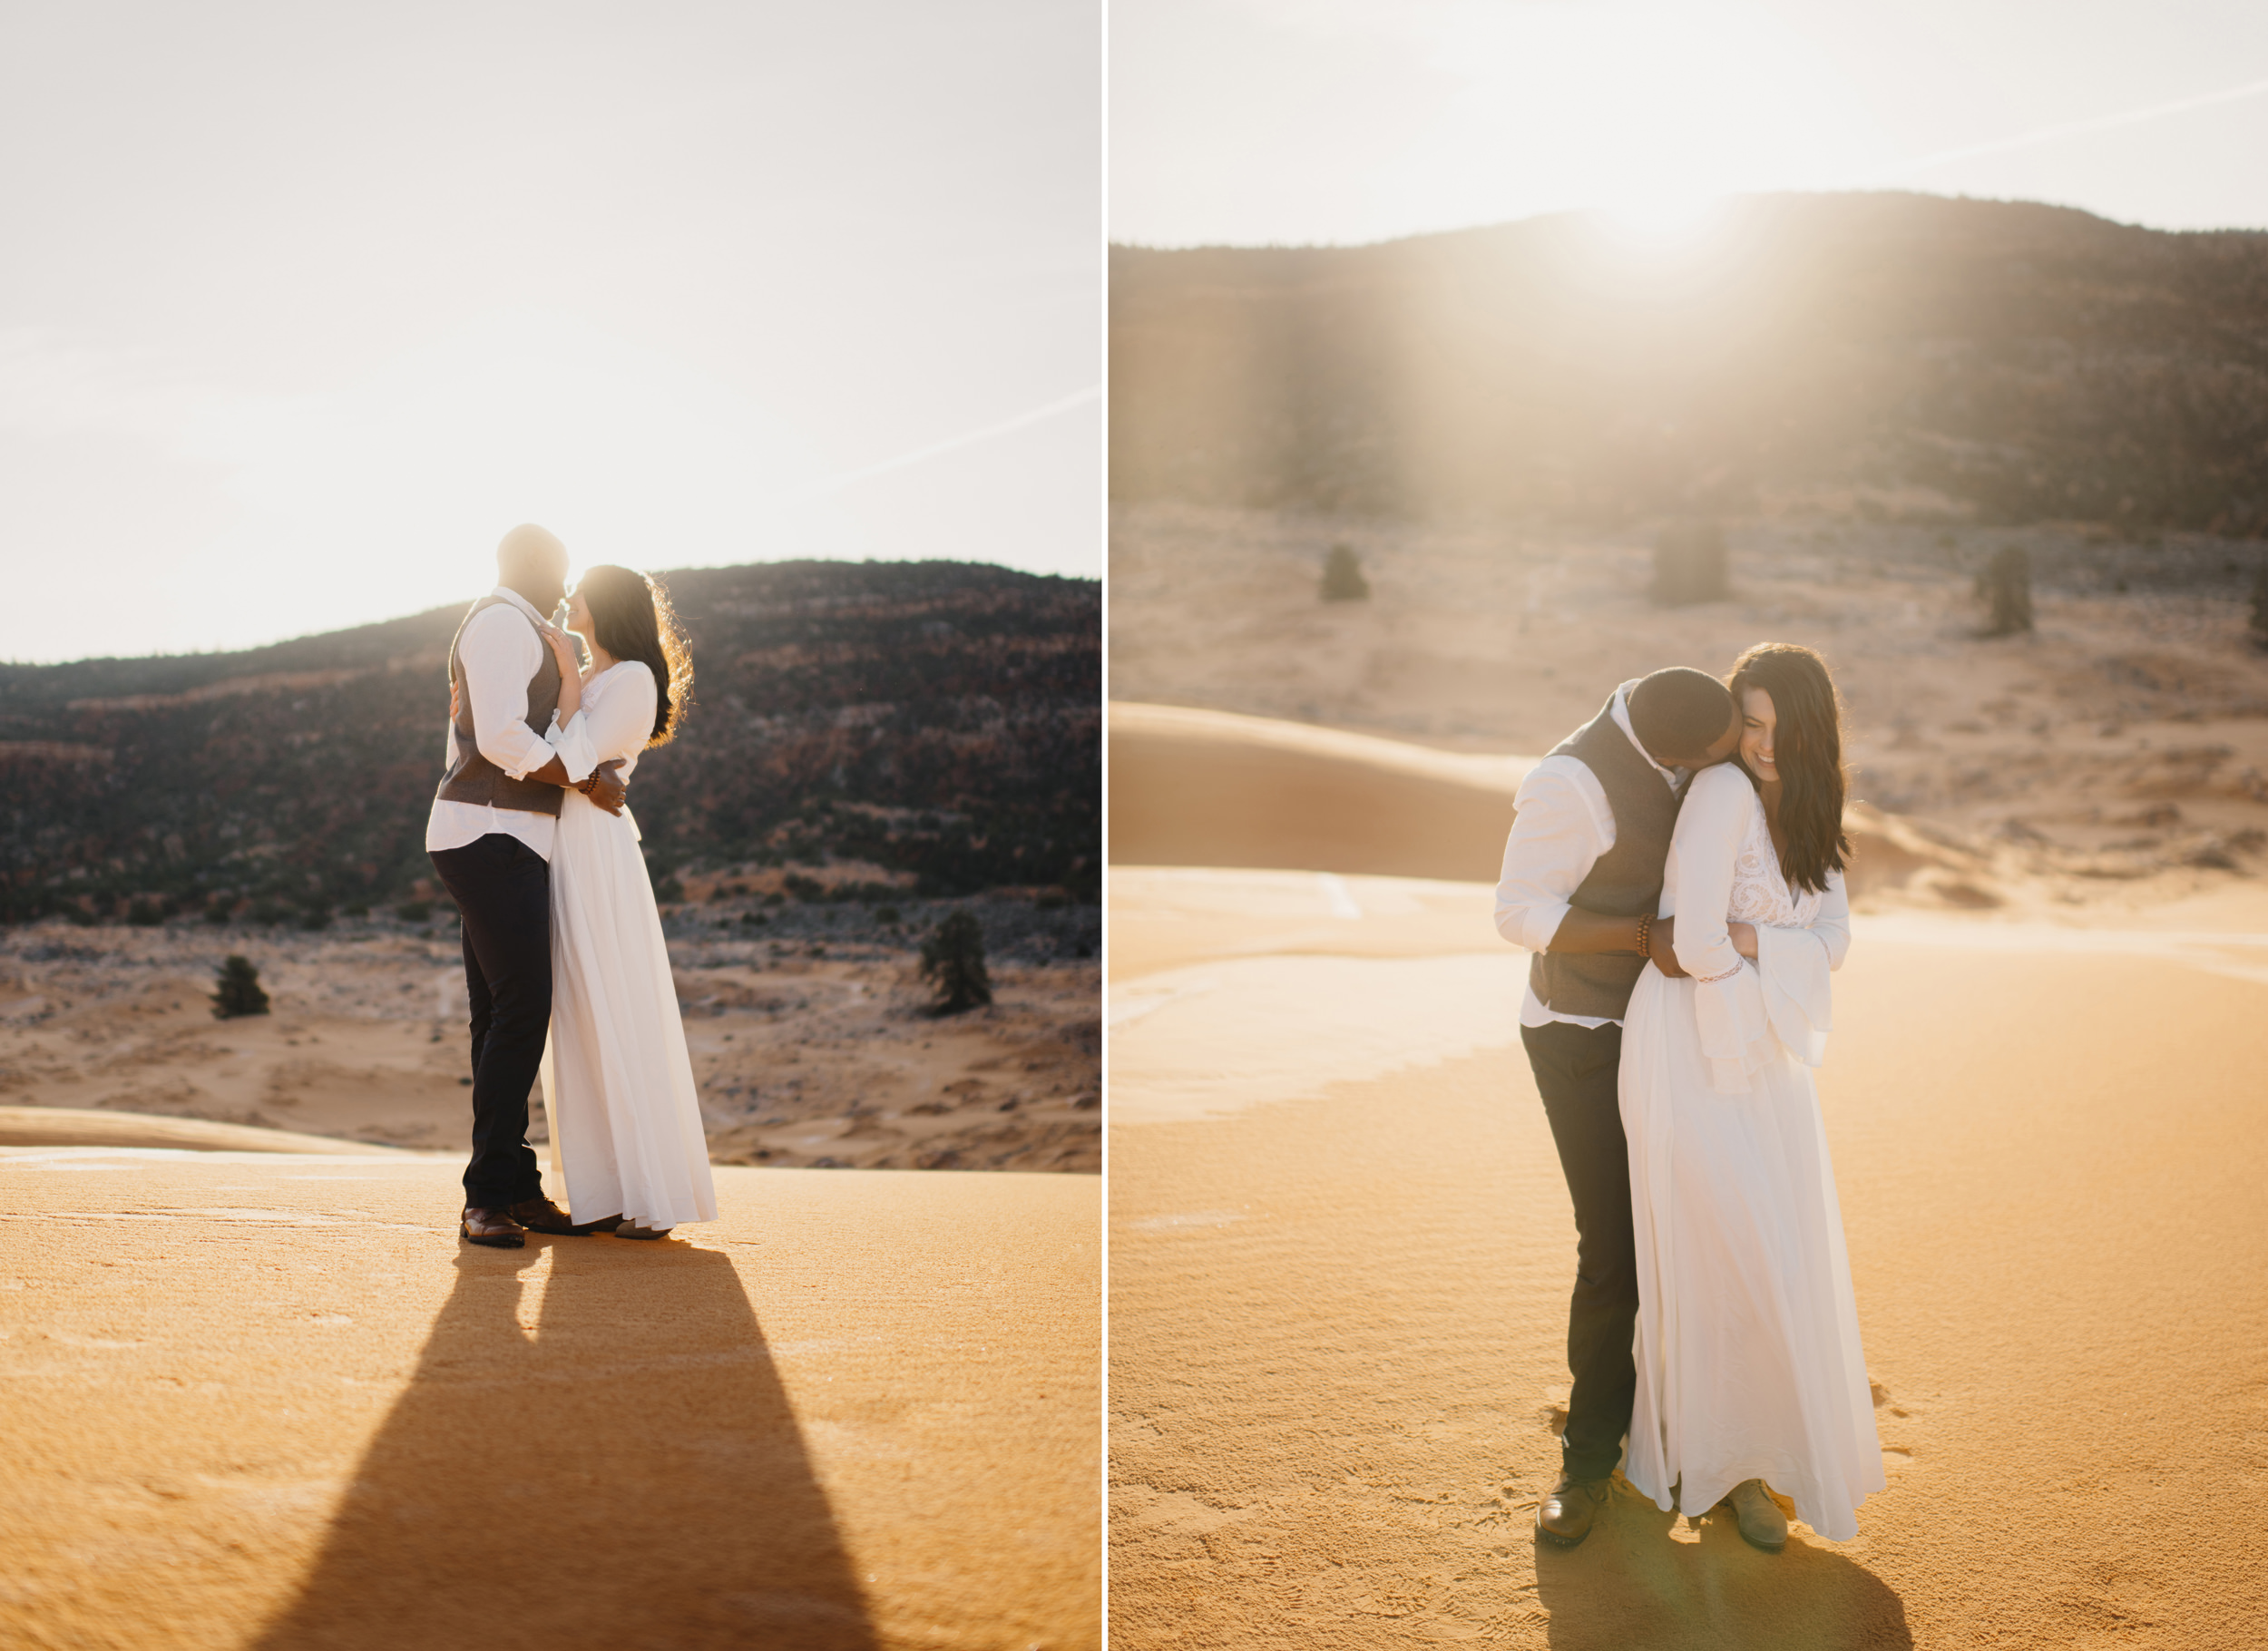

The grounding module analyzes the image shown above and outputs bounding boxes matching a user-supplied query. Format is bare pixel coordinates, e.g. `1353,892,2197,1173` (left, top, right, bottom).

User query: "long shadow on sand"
252,1236,875,1651
1535,1491,1911,1651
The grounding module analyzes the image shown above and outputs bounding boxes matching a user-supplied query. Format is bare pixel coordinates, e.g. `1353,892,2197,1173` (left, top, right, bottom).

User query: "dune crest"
1110,700,2002,906
0,1105,415,1155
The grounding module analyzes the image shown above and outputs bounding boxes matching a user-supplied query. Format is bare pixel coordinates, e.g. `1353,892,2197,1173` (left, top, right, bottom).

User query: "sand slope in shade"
0,1154,1099,1651
0,1106,418,1155
1108,702,1531,883
1108,866,2268,1650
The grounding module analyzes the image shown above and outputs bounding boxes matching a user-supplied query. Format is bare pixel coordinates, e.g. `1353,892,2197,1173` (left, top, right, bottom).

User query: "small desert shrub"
653,875,685,904
919,911,993,1014
298,905,332,932
126,897,165,927
2250,558,2268,652
875,904,902,924
395,900,432,923
210,955,270,1020
1651,520,1730,605
1978,544,2033,636
1320,543,1370,602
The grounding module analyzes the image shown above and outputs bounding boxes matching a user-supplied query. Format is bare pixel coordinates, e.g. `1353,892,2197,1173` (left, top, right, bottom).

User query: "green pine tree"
210,954,270,1020
919,912,993,1014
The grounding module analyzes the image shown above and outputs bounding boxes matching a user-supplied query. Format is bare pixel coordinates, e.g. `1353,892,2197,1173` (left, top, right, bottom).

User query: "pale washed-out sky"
1113,0,2268,245
1,0,1100,663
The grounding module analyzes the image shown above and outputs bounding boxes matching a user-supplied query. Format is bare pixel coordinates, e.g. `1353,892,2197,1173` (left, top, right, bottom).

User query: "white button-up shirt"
423,587,596,863
1493,686,1686,1031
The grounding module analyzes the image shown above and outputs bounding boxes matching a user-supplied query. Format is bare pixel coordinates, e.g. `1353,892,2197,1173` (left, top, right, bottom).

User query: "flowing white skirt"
1618,963,1882,1541
538,789,717,1229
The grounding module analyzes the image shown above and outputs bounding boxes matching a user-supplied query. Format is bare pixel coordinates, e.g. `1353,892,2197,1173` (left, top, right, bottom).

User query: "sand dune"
0,1105,415,1155
0,1150,1099,1651
1106,713,2268,1646
1109,702,1532,883
1107,865,2268,1647
1110,701,2098,911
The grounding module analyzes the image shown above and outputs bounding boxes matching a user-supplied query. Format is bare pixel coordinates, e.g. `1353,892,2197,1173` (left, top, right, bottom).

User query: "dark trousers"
1520,1018,1639,1482
429,834,552,1210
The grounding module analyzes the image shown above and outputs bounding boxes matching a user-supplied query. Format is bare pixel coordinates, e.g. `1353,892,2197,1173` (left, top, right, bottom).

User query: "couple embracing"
425,523,716,1249
1497,643,1882,1553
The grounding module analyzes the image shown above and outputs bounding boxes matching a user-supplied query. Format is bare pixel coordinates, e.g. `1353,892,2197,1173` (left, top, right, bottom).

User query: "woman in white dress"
530,565,717,1240
1618,641,1882,1549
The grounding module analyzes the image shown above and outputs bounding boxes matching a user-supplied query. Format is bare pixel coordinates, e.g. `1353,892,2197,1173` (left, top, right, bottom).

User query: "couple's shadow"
253,1238,875,1651
1534,1487,1912,1651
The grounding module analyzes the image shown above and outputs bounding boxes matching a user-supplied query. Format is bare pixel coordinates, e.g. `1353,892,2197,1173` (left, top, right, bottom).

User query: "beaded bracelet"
1634,912,1653,960
1696,960,1745,983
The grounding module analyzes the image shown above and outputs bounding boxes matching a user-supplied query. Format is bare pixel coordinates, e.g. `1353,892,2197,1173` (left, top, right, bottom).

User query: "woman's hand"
1728,921,1759,960
539,623,582,722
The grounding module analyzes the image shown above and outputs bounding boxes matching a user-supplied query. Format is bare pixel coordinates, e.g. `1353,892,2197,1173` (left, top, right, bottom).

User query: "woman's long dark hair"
1726,641,1849,894
579,564,692,747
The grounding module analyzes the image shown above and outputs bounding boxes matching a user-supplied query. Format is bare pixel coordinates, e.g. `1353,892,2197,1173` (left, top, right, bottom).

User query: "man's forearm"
1544,908,1647,955
540,757,627,816
1547,909,1689,977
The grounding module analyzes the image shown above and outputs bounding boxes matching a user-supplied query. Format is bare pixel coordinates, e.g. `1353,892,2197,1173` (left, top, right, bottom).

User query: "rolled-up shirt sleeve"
544,709,598,785
460,605,592,784
1494,762,1608,953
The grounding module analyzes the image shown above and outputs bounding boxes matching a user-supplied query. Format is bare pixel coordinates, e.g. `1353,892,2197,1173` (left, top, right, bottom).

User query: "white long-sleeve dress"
1618,761,1882,1541
538,660,717,1230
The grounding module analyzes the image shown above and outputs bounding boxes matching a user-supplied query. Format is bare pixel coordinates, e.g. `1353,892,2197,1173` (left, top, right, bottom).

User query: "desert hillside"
1110,503,2268,912
1112,192,2268,533
0,559,1100,927
0,558,1099,1169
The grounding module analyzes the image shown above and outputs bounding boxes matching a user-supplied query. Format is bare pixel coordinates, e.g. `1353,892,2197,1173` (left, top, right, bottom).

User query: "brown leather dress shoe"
460,1206,527,1248
1535,1472,1612,1548
505,1196,603,1236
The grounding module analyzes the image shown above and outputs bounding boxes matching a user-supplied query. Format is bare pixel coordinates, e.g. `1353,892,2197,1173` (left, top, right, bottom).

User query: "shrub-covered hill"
1111,191,2268,533
0,560,1098,926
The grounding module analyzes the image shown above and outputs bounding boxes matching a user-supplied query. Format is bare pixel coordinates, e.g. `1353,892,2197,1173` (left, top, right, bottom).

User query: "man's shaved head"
497,523,567,583
1628,667,1740,768
495,523,569,612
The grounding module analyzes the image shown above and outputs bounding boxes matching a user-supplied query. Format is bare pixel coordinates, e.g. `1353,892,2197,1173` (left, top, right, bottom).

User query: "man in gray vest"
425,523,629,1249
1494,667,1742,1547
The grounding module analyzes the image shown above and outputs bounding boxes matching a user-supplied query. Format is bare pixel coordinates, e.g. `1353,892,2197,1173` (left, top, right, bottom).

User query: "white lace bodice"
1726,782,1823,931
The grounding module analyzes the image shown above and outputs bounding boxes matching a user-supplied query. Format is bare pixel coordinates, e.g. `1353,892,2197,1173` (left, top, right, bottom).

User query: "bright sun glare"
1598,189,1725,243
1373,2,1872,253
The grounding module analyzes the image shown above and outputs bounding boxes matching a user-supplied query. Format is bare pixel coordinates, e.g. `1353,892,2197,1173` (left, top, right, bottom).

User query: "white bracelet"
1695,961,1745,983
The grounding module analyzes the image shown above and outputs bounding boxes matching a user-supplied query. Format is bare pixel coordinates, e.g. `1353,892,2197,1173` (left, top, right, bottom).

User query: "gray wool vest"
435,595,564,816
1528,681,1684,1020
